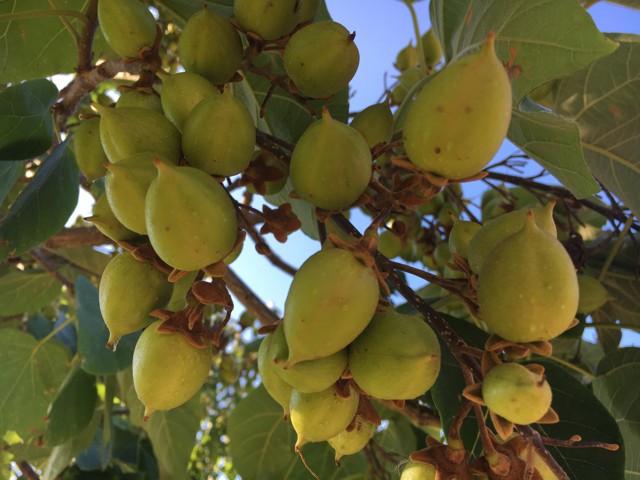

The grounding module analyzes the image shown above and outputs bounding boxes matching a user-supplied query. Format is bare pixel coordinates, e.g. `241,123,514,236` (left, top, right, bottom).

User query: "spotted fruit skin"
482,363,552,424
133,320,212,417
145,162,238,271
349,309,441,400
85,194,140,242
157,71,219,131
179,9,243,85
290,109,371,211
98,0,157,58
350,103,394,149
400,461,437,480
327,417,376,462
284,21,359,98
99,252,172,348
403,34,512,179
72,117,108,182
477,213,579,343
257,333,292,415
234,0,300,41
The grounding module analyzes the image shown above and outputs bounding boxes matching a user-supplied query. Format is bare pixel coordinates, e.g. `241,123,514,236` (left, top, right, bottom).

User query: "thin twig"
29,249,76,295
17,462,39,480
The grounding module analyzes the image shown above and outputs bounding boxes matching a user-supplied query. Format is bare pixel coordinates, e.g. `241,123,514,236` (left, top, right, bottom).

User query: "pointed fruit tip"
143,407,154,421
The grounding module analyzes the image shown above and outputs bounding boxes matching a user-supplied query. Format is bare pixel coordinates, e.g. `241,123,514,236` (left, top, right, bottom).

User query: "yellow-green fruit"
467,202,557,274
267,325,347,393
116,90,163,113
290,109,371,211
98,0,157,58
432,241,451,269
378,230,403,258
577,274,611,314
349,309,440,400
290,385,359,447
517,443,559,479
182,88,255,176
395,42,419,71
482,363,552,424
145,162,237,271
421,29,443,68
257,333,293,415
477,213,579,343
298,0,319,23
234,0,300,40
449,217,481,259
391,67,424,105
157,71,219,131
72,117,108,182
350,103,394,149
178,9,243,85
403,34,512,179
99,252,172,348
328,417,377,463
85,194,140,242
400,460,437,480
133,320,212,418
283,248,379,366
93,104,181,164
284,21,359,98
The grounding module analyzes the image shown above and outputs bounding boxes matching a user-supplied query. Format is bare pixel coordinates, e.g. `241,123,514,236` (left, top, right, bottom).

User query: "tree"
0,0,638,478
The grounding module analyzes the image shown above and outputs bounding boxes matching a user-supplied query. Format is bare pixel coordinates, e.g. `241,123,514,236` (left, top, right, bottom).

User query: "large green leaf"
429,0,618,101
153,0,233,24
592,268,640,329
0,141,79,260
0,270,62,316
0,162,22,205
52,246,111,277
0,79,57,160
0,328,70,440
550,34,640,218
598,347,640,375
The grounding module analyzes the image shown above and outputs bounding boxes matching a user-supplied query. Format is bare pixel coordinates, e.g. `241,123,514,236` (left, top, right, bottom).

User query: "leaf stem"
402,0,427,75
47,0,80,44
544,355,595,381
597,215,634,281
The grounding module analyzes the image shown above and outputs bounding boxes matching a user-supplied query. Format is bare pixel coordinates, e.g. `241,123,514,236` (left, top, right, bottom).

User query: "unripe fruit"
283,248,379,365
116,90,163,113
99,252,173,348
72,117,108,182
284,21,359,98
391,67,424,104
267,325,347,393
477,212,579,343
377,230,403,259
350,103,394,149
290,385,359,447
482,363,552,424
85,194,140,242
432,241,451,269
421,29,443,68
298,0,320,23
290,108,371,211
400,460,437,480
395,42,419,72
93,104,181,164
349,309,440,400
403,34,512,180
179,9,243,85
257,333,293,415
328,417,377,462
234,0,300,41
157,71,219,131
577,274,611,314
133,320,212,418
467,202,557,274
449,217,481,259
182,88,256,176
145,161,237,271
98,0,157,58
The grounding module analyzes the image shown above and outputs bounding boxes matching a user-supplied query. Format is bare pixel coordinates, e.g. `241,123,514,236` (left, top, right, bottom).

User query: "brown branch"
223,267,280,326
77,0,98,73
519,426,571,480
539,434,619,451
377,399,442,429
43,226,110,249
29,249,76,295
17,461,40,480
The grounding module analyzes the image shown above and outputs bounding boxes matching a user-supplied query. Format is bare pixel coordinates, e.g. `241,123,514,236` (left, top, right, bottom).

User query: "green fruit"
290,385,359,447
72,117,108,182
448,217,481,259
432,242,451,269
377,230,403,259
482,363,552,425
145,162,238,271
93,104,181,164
403,34,512,179
421,29,443,68
182,88,256,176
85,194,140,242
436,201,459,228
328,417,376,462
99,252,173,348
234,0,300,41
219,355,241,384
416,191,444,217
98,0,157,58
283,248,379,365
290,108,371,211
467,202,557,274
267,325,347,393
349,309,440,400
400,460,437,480
179,9,243,85
284,21,359,98
257,333,293,415
157,71,219,131
577,274,611,314
350,103,394,149
395,42,419,72
116,90,163,113
298,0,319,23
133,320,212,418
391,67,424,104
477,213,579,343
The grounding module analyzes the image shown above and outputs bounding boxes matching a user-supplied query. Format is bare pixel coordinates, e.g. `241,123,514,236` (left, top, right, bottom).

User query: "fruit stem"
597,215,634,282
401,0,428,76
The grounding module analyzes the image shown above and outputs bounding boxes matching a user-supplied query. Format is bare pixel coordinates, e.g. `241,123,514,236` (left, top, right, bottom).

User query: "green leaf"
509,101,600,198
0,142,79,260
593,269,640,329
374,408,418,457
607,0,640,9
0,328,70,439
598,347,640,375
429,0,618,101
0,79,57,160
75,276,137,375
550,34,640,218
0,162,22,205
0,270,62,316
153,0,233,24
53,246,111,277
142,395,202,480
